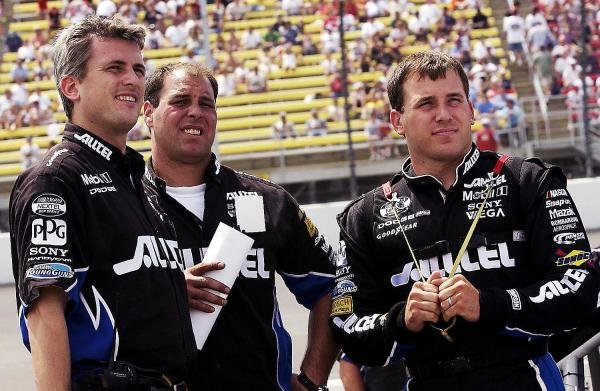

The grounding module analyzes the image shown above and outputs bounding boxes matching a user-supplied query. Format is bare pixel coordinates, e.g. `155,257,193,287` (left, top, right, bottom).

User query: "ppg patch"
331,296,353,316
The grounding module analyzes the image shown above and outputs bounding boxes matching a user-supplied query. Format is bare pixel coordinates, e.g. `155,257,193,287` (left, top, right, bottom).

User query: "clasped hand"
404,271,481,333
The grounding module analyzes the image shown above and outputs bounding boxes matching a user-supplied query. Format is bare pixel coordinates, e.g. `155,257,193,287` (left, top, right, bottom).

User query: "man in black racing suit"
142,62,339,390
329,51,599,391
10,16,196,390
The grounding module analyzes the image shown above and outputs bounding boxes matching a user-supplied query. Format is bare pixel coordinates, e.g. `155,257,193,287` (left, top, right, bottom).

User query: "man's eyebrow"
446,92,464,99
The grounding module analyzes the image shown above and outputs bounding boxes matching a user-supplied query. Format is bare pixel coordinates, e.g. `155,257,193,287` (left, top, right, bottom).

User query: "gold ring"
447,296,453,307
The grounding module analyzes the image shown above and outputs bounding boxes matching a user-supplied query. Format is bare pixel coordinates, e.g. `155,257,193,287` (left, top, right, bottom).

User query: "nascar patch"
331,296,353,316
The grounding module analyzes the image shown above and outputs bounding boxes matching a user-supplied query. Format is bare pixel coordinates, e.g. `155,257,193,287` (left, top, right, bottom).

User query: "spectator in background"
241,27,261,49
226,30,241,52
282,0,302,16
361,16,385,40
305,108,328,136
96,0,117,17
10,59,29,83
5,31,23,52
321,52,338,75
475,117,498,152
419,0,442,28
503,8,526,66
48,7,61,30
533,45,553,95
273,111,297,139
145,23,164,49
0,105,24,131
10,80,29,106
364,109,383,160
64,0,94,23
165,19,187,47
281,44,298,71
472,7,489,29
20,136,41,169
329,71,344,105
527,21,554,53
225,0,247,21
246,66,268,92
475,90,496,115
301,34,318,55
17,41,36,62
440,6,456,34
37,0,48,17
408,10,429,42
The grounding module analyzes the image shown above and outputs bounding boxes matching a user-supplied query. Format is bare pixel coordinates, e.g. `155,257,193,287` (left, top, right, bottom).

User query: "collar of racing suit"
396,143,481,190
63,123,146,179
143,152,222,193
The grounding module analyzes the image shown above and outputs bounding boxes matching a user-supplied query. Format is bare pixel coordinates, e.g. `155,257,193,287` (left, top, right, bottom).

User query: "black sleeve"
275,189,336,309
479,161,599,336
10,171,88,314
329,194,411,366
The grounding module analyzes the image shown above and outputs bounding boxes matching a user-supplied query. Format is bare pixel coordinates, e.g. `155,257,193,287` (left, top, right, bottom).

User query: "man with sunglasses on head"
329,51,599,390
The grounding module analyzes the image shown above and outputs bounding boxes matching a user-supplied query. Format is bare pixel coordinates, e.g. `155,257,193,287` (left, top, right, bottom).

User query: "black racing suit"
143,154,336,391
330,145,599,391
10,124,197,387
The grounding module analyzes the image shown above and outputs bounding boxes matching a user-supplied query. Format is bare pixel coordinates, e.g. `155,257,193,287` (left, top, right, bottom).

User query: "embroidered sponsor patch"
553,232,585,245
32,194,66,217
31,219,67,245
331,296,353,316
304,215,318,237
507,289,521,310
380,196,410,218
333,280,357,297
556,250,591,267
25,263,74,279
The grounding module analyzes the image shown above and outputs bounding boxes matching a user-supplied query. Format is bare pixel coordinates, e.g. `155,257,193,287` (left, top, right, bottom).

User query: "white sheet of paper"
189,222,254,349
234,194,266,233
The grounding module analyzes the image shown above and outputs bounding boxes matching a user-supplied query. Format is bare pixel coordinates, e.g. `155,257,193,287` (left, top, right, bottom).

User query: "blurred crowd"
2,0,531,160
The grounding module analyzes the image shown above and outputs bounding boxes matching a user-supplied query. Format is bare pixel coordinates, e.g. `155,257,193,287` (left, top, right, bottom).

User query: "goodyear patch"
331,296,353,316
556,250,591,267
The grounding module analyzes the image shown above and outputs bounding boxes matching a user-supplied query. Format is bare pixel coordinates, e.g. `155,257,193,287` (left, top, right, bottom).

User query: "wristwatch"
297,371,329,391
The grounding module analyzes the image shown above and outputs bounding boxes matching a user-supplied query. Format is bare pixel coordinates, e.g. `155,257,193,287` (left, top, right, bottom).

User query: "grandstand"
0,0,597,205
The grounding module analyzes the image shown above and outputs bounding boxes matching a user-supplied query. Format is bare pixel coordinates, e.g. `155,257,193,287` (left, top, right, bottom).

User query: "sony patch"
32,194,66,217
331,296,353,316
507,289,521,310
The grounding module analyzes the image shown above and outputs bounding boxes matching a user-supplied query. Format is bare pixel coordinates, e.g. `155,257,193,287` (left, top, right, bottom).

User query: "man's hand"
185,261,230,312
291,373,304,391
437,274,480,323
404,270,442,332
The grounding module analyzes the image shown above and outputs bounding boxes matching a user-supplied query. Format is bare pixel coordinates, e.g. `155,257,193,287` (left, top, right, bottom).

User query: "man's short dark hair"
145,62,219,107
52,15,146,120
387,51,470,111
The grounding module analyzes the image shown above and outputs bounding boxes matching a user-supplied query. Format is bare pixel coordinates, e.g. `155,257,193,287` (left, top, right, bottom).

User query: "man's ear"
59,75,80,102
143,101,154,130
390,109,405,137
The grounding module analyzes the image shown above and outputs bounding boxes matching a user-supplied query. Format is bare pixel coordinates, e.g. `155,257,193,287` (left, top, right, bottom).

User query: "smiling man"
330,51,599,390
143,62,339,390
10,16,197,390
